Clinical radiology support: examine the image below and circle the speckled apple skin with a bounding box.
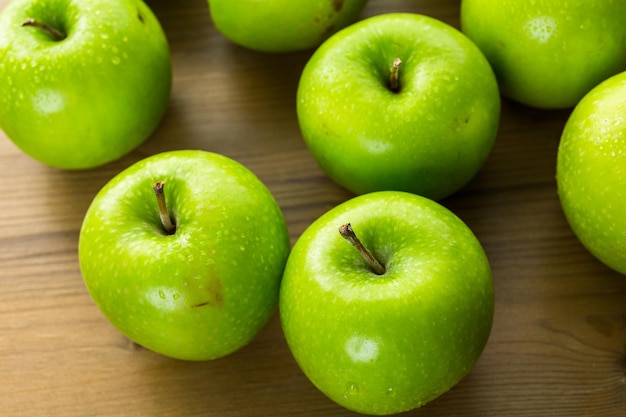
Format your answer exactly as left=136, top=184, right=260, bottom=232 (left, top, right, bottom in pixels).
left=557, top=71, right=626, bottom=275
left=280, top=191, right=494, bottom=415
left=461, top=0, right=626, bottom=109
left=297, top=13, right=500, bottom=201
left=0, top=0, right=171, bottom=169
left=208, top=0, right=369, bottom=53
left=79, top=151, right=291, bottom=360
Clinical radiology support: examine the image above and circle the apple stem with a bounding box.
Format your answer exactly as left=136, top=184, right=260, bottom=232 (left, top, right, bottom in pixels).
left=339, top=223, right=385, bottom=275
left=389, top=57, right=402, bottom=93
left=21, top=18, right=67, bottom=41
left=152, top=181, right=176, bottom=235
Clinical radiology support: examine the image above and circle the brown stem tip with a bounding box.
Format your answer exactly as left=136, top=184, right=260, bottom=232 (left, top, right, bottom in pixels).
left=339, top=223, right=385, bottom=275
left=153, top=181, right=175, bottom=235
left=21, top=18, right=66, bottom=41
left=389, top=57, right=402, bottom=93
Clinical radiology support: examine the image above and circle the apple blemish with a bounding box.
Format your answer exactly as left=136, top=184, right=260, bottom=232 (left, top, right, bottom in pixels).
left=331, top=0, right=344, bottom=13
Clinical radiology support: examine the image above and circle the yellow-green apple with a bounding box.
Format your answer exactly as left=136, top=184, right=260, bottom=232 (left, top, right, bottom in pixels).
left=557, top=71, right=626, bottom=275
left=461, top=0, right=626, bottom=109
left=208, top=0, right=369, bottom=53
left=0, top=0, right=171, bottom=169
left=280, top=191, right=494, bottom=415
left=297, top=13, right=500, bottom=200
left=79, top=150, right=291, bottom=360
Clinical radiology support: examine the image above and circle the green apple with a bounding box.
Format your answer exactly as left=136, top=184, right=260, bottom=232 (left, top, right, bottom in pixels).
left=208, top=0, right=369, bottom=53
left=461, top=0, right=626, bottom=109
left=0, top=0, right=171, bottom=169
left=557, top=71, right=626, bottom=275
left=297, top=13, right=500, bottom=200
left=280, top=191, right=494, bottom=415
left=79, top=150, right=291, bottom=360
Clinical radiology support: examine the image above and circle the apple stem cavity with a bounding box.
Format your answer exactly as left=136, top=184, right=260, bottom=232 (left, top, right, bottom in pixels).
left=339, top=223, right=385, bottom=275
left=152, top=181, right=176, bottom=235
left=21, top=18, right=67, bottom=41
left=389, top=57, right=402, bottom=93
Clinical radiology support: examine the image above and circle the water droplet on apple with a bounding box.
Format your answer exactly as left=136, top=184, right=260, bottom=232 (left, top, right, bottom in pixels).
left=173, top=293, right=180, bottom=300
left=158, top=290, right=166, bottom=299
left=386, top=387, right=396, bottom=397
left=345, top=382, right=359, bottom=397
left=111, top=57, right=121, bottom=65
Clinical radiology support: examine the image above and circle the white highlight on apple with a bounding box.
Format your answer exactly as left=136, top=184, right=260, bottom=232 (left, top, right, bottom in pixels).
left=147, top=287, right=181, bottom=311
left=345, top=334, right=380, bottom=363
left=524, top=15, right=557, bottom=44
left=360, top=136, right=394, bottom=154
left=32, top=88, right=65, bottom=115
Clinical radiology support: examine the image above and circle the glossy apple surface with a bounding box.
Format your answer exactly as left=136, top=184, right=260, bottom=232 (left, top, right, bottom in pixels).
left=461, top=0, right=626, bottom=109
left=0, top=0, right=171, bottom=169
left=280, top=191, right=494, bottom=414
left=557, top=71, right=626, bottom=275
left=208, top=0, right=368, bottom=53
left=297, top=13, right=500, bottom=200
left=79, top=150, right=291, bottom=360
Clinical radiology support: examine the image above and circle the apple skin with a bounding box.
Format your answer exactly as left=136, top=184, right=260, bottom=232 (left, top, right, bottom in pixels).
left=78, top=150, right=291, bottom=360
left=557, top=71, right=626, bottom=275
left=297, top=13, right=500, bottom=201
left=208, top=0, right=369, bottom=53
left=0, top=0, right=172, bottom=169
left=461, top=0, right=626, bottom=109
left=279, top=191, right=494, bottom=415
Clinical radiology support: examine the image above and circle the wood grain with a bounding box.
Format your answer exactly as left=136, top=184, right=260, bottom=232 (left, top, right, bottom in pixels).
left=1, top=0, right=625, bottom=416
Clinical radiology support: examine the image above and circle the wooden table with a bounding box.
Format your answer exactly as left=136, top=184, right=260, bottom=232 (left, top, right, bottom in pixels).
left=1, top=0, right=625, bottom=415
